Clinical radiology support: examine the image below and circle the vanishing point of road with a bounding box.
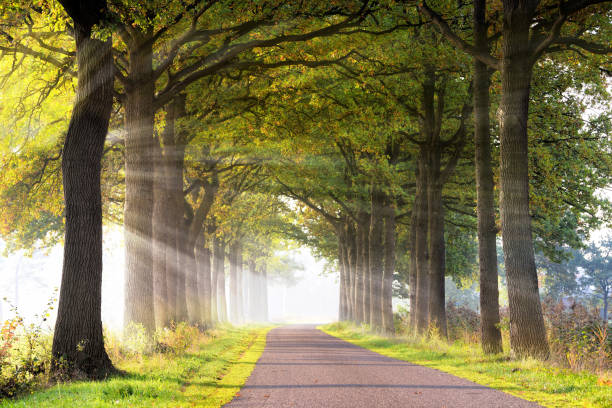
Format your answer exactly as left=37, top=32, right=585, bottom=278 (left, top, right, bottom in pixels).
left=225, top=325, right=540, bottom=408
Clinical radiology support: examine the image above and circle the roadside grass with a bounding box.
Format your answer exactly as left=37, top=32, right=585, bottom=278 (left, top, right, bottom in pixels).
left=321, top=322, right=612, bottom=408
left=1, top=325, right=270, bottom=408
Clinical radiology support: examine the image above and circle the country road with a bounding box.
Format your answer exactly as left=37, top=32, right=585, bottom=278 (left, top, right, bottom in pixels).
left=225, top=325, right=540, bottom=408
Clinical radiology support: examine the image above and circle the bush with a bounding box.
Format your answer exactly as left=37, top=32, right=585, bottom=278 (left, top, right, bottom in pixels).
left=0, top=297, right=54, bottom=397
left=542, top=298, right=611, bottom=372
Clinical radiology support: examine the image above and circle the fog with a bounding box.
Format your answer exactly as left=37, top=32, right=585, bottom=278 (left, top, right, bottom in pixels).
left=0, top=228, right=339, bottom=330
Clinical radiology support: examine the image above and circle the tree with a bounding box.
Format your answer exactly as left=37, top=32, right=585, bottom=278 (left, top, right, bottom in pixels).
left=51, top=0, right=115, bottom=377
left=420, top=0, right=611, bottom=359
left=577, top=238, right=612, bottom=322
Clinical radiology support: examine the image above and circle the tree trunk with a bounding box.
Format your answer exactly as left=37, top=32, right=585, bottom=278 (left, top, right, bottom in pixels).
left=337, top=237, right=348, bottom=321
left=124, top=35, right=156, bottom=332
left=52, top=21, right=114, bottom=378
left=474, top=0, right=503, bottom=355
left=414, top=155, right=430, bottom=334
left=248, top=259, right=258, bottom=321
left=152, top=137, right=168, bottom=329
left=354, top=222, right=364, bottom=324
left=259, top=263, right=269, bottom=322
left=499, top=9, right=549, bottom=359
left=427, top=182, right=447, bottom=338
left=369, top=188, right=385, bottom=329
left=176, top=230, right=189, bottom=322
left=382, top=201, right=395, bottom=334
left=236, top=244, right=244, bottom=323
left=341, top=235, right=354, bottom=321
left=183, top=238, right=200, bottom=325
left=216, top=241, right=227, bottom=322
left=346, top=222, right=358, bottom=323
left=229, top=242, right=240, bottom=323
left=408, top=211, right=418, bottom=330
left=360, top=215, right=371, bottom=325
left=196, top=237, right=212, bottom=327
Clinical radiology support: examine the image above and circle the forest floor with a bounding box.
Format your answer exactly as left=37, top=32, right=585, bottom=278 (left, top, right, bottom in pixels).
left=321, top=322, right=612, bottom=408
left=0, top=325, right=271, bottom=408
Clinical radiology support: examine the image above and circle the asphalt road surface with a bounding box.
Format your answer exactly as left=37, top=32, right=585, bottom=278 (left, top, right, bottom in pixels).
left=224, top=325, right=540, bottom=408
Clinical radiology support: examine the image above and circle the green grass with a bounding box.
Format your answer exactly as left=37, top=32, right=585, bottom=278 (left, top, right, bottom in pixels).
left=320, top=322, right=612, bottom=408
left=1, top=325, right=271, bottom=408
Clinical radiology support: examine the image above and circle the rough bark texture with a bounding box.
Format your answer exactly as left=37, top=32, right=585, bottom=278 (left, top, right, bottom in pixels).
left=216, top=241, right=228, bottom=322
left=162, top=96, right=186, bottom=324
left=337, top=237, right=348, bottom=321
left=51, top=14, right=114, bottom=378
left=414, top=156, right=430, bottom=334
left=369, top=188, right=385, bottom=329
left=196, top=237, right=212, bottom=327
left=408, top=211, right=418, bottom=329
left=382, top=201, right=395, bottom=334
left=427, top=183, right=447, bottom=338
left=499, top=2, right=549, bottom=359
left=360, top=216, right=371, bottom=325
left=229, top=242, right=240, bottom=323
left=123, top=34, right=156, bottom=332
left=248, top=259, right=258, bottom=322
left=474, top=0, right=503, bottom=355
left=354, top=222, right=364, bottom=324
left=152, top=137, right=168, bottom=329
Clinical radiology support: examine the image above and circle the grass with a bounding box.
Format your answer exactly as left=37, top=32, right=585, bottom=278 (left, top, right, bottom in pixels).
left=1, top=325, right=270, bottom=408
left=320, top=322, right=612, bottom=408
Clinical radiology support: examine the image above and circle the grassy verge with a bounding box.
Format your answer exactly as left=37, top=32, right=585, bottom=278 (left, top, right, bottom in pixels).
left=1, top=325, right=270, bottom=408
left=320, top=322, right=611, bottom=408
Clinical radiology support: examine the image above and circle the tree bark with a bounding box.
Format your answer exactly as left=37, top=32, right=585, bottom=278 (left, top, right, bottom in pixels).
left=123, top=34, right=156, bottom=332
left=248, top=259, right=258, bottom=321
left=427, top=181, right=447, bottom=338
left=360, top=215, right=371, bottom=325
left=51, top=12, right=114, bottom=378
left=408, top=210, right=418, bottom=329
left=354, top=221, right=364, bottom=324
left=337, top=236, right=348, bottom=321
left=196, top=236, right=212, bottom=327
left=216, top=240, right=227, bottom=322
left=369, top=188, right=385, bottom=330
left=414, top=155, right=430, bottom=334
left=236, top=244, right=244, bottom=323
left=382, top=200, right=395, bottom=334
left=474, top=0, right=503, bottom=355
left=499, top=6, right=549, bottom=359
left=152, top=136, right=168, bottom=329
left=229, top=242, right=240, bottom=323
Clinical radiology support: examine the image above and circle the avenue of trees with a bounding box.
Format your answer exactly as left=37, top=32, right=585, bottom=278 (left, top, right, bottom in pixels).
left=0, top=0, right=610, bottom=377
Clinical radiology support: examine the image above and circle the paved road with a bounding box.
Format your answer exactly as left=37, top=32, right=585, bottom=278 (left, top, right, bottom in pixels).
left=224, top=325, right=540, bottom=408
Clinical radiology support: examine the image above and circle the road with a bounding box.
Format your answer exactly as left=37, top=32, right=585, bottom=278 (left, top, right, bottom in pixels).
left=224, top=325, right=540, bottom=408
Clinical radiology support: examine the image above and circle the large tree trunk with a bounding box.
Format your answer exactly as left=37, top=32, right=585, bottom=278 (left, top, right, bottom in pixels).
left=259, top=263, right=269, bottom=322
left=183, top=237, right=200, bottom=325
left=52, top=19, right=114, bottom=378
left=354, top=222, right=364, bottom=324
left=229, top=242, right=240, bottom=323
left=382, top=201, right=395, bottom=334
left=346, top=222, right=358, bottom=323
left=123, top=35, right=156, bottom=332
left=474, top=0, right=503, bottom=355
left=236, top=244, right=244, bottom=323
left=369, top=188, right=385, bottom=329
left=248, top=259, right=258, bottom=321
left=337, top=236, right=348, bottom=321
left=427, top=182, right=447, bottom=338
left=499, top=9, right=549, bottom=359
left=341, top=235, right=354, bottom=321
left=212, top=237, right=224, bottom=322
left=161, top=96, right=186, bottom=324
left=196, top=236, right=212, bottom=327
left=216, top=241, right=228, bottom=322
left=175, top=230, right=189, bottom=322
left=414, top=156, right=430, bottom=334
left=152, top=137, right=168, bottom=329
left=408, top=211, right=418, bottom=330
left=360, top=215, right=371, bottom=325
